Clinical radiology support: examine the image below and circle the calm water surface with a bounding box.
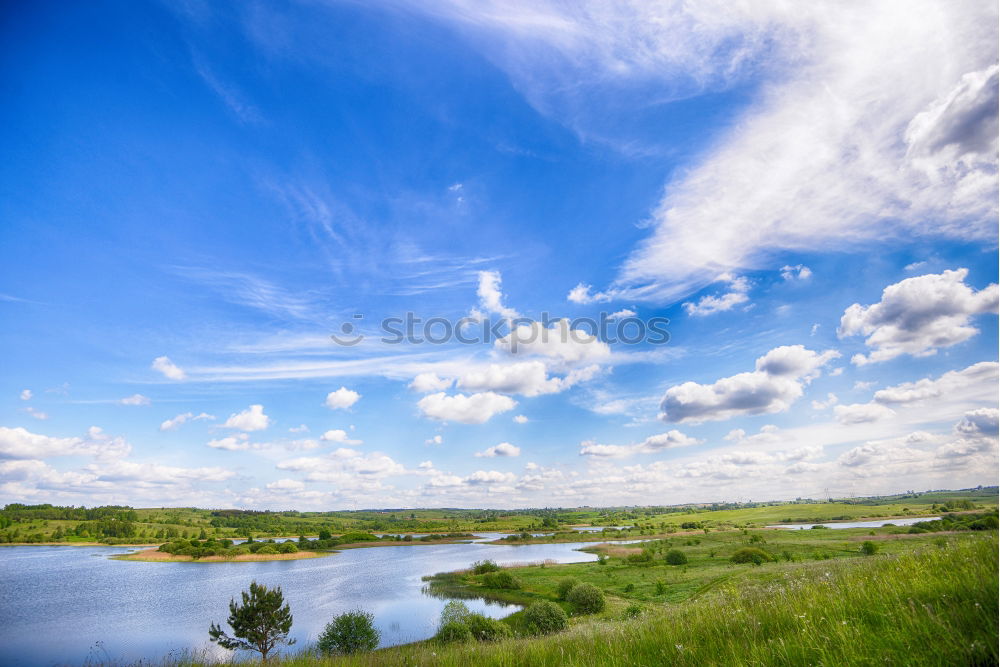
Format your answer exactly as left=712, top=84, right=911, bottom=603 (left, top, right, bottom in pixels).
left=0, top=538, right=597, bottom=666
left=767, top=516, right=939, bottom=530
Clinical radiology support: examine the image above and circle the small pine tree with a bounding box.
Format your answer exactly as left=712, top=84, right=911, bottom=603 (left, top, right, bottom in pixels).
left=208, top=581, right=294, bottom=661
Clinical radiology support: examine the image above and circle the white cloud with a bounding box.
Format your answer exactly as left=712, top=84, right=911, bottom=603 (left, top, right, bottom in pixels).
left=475, top=442, right=521, bottom=457
left=834, top=403, right=897, bottom=425
left=207, top=434, right=250, bottom=451
left=288, top=424, right=309, bottom=433
left=475, top=270, right=520, bottom=318
left=608, top=308, right=637, bottom=319
left=118, top=394, right=151, bottom=407
left=839, top=269, right=998, bottom=364
left=19, top=389, right=32, bottom=401
left=159, top=412, right=215, bottom=431
left=457, top=360, right=598, bottom=397
left=0, top=426, right=131, bottom=460
left=266, top=478, right=305, bottom=492
left=567, top=283, right=612, bottom=304
left=513, top=414, right=529, bottom=424
left=425, top=435, right=443, bottom=445
left=151, top=356, right=186, bottom=380
left=320, top=429, right=362, bottom=445
left=465, top=470, right=517, bottom=485
left=24, top=407, right=48, bottom=420
left=409, top=372, right=453, bottom=393
left=682, top=275, right=751, bottom=317
left=811, top=393, right=838, bottom=410
left=417, top=391, right=517, bottom=424
left=495, top=319, right=611, bottom=364
left=872, top=361, right=998, bottom=405
left=580, top=429, right=700, bottom=458
left=222, top=404, right=272, bottom=431
left=781, top=265, right=812, bottom=281
left=659, top=345, right=839, bottom=423
left=325, top=387, right=361, bottom=410
left=276, top=450, right=406, bottom=482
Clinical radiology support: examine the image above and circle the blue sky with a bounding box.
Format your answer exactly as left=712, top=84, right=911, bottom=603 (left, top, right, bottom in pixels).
left=1, top=0, right=997, bottom=509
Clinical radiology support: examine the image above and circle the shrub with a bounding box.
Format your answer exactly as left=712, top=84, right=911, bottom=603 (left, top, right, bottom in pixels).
left=435, top=621, right=473, bottom=644
left=279, top=542, right=298, bottom=553
left=665, top=549, right=688, bottom=565
left=483, top=570, right=521, bottom=590
left=555, top=577, right=580, bottom=600
left=471, top=559, right=501, bottom=574
left=655, top=581, right=667, bottom=595
left=317, top=610, right=380, bottom=655
left=465, top=613, right=512, bottom=641
left=566, top=583, right=606, bottom=614
left=624, top=603, right=642, bottom=619
left=523, top=601, right=568, bottom=635
left=439, top=601, right=471, bottom=628
left=255, top=543, right=279, bottom=555
left=627, top=550, right=653, bottom=564
left=730, top=547, right=773, bottom=565
left=624, top=583, right=635, bottom=593
left=860, top=541, right=879, bottom=555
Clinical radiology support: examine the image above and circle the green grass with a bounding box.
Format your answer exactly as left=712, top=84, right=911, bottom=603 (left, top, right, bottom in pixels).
left=250, top=534, right=997, bottom=666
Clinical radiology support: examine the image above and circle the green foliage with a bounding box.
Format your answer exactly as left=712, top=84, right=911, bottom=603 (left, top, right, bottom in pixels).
left=256, top=543, right=279, bottom=555
left=435, top=621, right=473, bottom=644
left=439, top=601, right=471, bottom=628
left=208, top=581, right=294, bottom=661
left=465, top=613, right=512, bottom=641
left=316, top=610, right=379, bottom=655
left=279, top=541, right=298, bottom=553
left=522, top=601, right=568, bottom=635
left=482, top=570, right=521, bottom=590
left=566, top=582, right=606, bottom=614
left=555, top=577, right=579, bottom=600
left=471, top=559, right=501, bottom=574
left=624, top=603, right=643, bottom=618
left=664, top=549, right=688, bottom=565
left=626, top=550, right=653, bottom=564
left=730, top=547, right=773, bottom=565
left=860, top=540, right=879, bottom=555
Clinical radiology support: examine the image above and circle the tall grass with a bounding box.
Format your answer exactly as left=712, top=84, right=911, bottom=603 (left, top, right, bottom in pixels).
left=265, top=535, right=997, bottom=666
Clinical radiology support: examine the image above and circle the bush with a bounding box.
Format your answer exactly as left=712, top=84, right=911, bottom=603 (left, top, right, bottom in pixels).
left=435, top=621, right=473, bottom=644
left=860, top=541, right=879, bottom=555
left=483, top=570, right=521, bottom=590
left=317, top=610, right=380, bottom=655
left=566, top=583, right=606, bottom=614
left=555, top=577, right=580, bottom=600
left=465, top=613, right=512, bottom=641
left=471, top=559, right=501, bottom=574
left=255, top=543, right=279, bottom=555
left=665, top=549, right=688, bottom=565
left=439, top=600, right=471, bottom=628
left=627, top=550, right=653, bottom=564
left=279, top=542, right=298, bottom=553
left=523, top=601, right=568, bottom=635
left=624, top=603, right=643, bottom=619
left=730, top=547, right=773, bottom=565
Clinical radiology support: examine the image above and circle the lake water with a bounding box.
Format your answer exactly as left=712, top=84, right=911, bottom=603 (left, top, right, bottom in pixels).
left=767, top=516, right=940, bottom=530
left=0, top=538, right=598, bottom=666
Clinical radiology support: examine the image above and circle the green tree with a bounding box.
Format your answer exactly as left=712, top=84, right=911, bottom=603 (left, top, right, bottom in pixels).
left=317, top=610, right=380, bottom=655
left=566, top=583, right=606, bottom=614
left=523, top=601, right=568, bottom=635
left=665, top=549, right=688, bottom=565
left=208, top=581, right=294, bottom=662
left=860, top=541, right=879, bottom=555
left=555, top=577, right=579, bottom=600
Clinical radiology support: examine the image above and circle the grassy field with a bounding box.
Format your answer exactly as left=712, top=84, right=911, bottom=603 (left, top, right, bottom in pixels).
left=2, top=487, right=994, bottom=545
left=195, top=531, right=997, bottom=666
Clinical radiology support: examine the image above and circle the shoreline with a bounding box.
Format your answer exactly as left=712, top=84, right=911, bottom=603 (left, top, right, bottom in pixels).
left=112, top=548, right=331, bottom=563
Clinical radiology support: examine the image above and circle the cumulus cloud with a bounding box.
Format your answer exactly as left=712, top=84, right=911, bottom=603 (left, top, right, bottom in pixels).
left=839, top=269, right=998, bottom=364
left=659, top=345, right=839, bottom=424
left=834, top=403, right=897, bottom=425
left=0, top=426, right=131, bottom=460
left=417, top=391, right=517, bottom=424
left=409, top=372, right=453, bottom=393
left=682, top=275, right=751, bottom=317
left=19, top=389, right=32, bottom=401
left=567, top=283, right=612, bottom=304
left=475, top=442, right=521, bottom=457
left=320, top=429, right=362, bottom=445
left=222, top=404, right=272, bottom=431
left=266, top=478, right=305, bottom=492
left=457, top=360, right=599, bottom=397
left=811, top=393, right=839, bottom=410
left=277, top=450, right=406, bottom=482
left=325, top=387, right=361, bottom=410
left=474, top=270, right=520, bottom=319
left=872, top=361, right=998, bottom=405
left=580, top=429, right=700, bottom=458
left=425, top=435, right=443, bottom=445
left=159, top=412, right=215, bottom=431
left=495, top=319, right=611, bottom=364
left=207, top=434, right=250, bottom=451
left=781, top=265, right=812, bottom=281
left=119, top=394, right=151, bottom=407
left=465, top=470, right=517, bottom=485
left=151, top=356, right=186, bottom=380
left=23, top=407, right=48, bottom=420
